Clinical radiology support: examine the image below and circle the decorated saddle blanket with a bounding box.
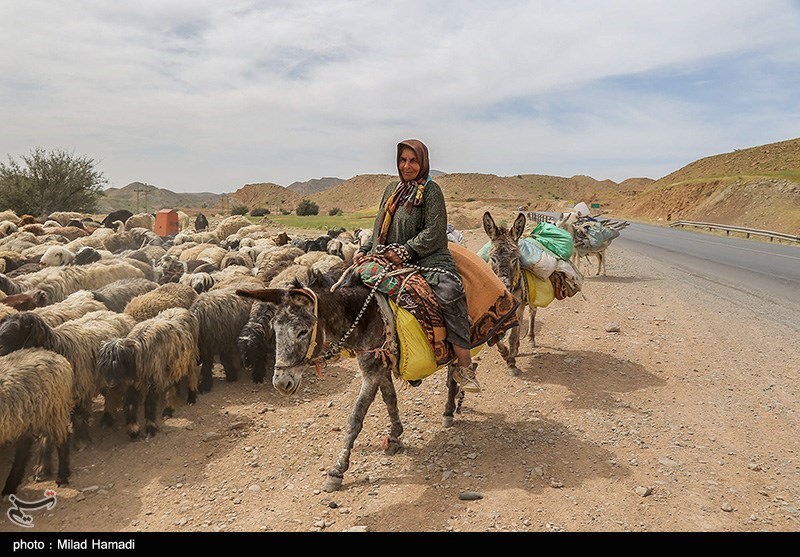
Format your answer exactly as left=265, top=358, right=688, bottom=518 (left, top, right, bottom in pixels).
left=356, top=242, right=519, bottom=369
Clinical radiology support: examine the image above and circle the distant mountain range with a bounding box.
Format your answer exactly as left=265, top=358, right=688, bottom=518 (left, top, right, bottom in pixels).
left=97, top=139, right=800, bottom=234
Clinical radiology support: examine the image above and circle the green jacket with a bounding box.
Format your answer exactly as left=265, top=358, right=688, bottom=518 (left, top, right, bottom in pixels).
left=362, top=179, right=458, bottom=280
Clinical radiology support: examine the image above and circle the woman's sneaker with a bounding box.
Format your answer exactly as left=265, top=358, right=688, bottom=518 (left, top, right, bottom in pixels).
left=452, top=362, right=481, bottom=393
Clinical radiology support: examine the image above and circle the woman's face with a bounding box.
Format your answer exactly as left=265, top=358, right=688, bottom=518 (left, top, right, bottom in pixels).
left=398, top=147, right=421, bottom=182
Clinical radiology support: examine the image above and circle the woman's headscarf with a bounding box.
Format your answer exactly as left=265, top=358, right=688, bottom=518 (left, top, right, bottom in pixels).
left=375, top=139, right=431, bottom=244
left=397, top=139, right=430, bottom=184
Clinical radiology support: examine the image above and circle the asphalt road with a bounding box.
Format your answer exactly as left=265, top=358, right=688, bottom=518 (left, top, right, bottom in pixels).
left=614, top=221, right=800, bottom=331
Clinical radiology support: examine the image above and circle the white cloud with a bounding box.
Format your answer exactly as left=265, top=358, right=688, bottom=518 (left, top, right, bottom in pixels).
left=1, top=0, right=798, bottom=191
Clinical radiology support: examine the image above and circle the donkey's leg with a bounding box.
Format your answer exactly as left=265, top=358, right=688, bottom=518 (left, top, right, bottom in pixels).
left=443, top=365, right=463, bottom=427
left=377, top=371, right=404, bottom=455
left=496, top=338, right=510, bottom=362
left=504, top=309, right=522, bottom=375
left=323, top=361, right=383, bottom=492
left=527, top=305, right=537, bottom=348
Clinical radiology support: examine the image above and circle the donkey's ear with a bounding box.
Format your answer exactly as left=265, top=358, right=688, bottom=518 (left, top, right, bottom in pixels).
left=236, top=288, right=284, bottom=305
left=512, top=212, right=526, bottom=241
left=287, top=289, right=315, bottom=309
left=483, top=212, right=498, bottom=239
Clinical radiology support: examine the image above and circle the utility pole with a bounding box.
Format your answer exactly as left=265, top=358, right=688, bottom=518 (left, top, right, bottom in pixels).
left=134, top=184, right=151, bottom=213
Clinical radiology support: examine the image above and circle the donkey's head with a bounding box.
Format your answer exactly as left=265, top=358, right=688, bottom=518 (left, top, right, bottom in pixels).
left=237, top=287, right=318, bottom=396
left=483, top=211, right=526, bottom=293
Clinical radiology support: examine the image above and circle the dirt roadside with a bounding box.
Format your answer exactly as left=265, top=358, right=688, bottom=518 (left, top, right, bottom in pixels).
left=2, top=225, right=799, bottom=534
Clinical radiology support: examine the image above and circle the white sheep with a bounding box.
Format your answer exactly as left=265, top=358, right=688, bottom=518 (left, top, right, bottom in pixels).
left=123, top=282, right=198, bottom=322
left=1, top=265, right=64, bottom=296
left=0, top=231, right=39, bottom=252
left=91, top=277, right=159, bottom=313
left=254, top=246, right=304, bottom=281
left=0, top=221, right=19, bottom=237
left=0, top=210, right=19, bottom=225
left=47, top=211, right=84, bottom=226
left=32, top=289, right=110, bottom=327
left=0, top=348, right=74, bottom=495
left=209, top=265, right=259, bottom=290
left=176, top=211, right=190, bottom=230
left=97, top=307, right=200, bottom=439
left=268, top=263, right=311, bottom=288
left=28, top=259, right=147, bottom=306
left=179, top=244, right=226, bottom=267
left=124, top=213, right=154, bottom=231
left=179, top=271, right=215, bottom=293
left=214, top=215, right=252, bottom=240
left=41, top=245, right=76, bottom=267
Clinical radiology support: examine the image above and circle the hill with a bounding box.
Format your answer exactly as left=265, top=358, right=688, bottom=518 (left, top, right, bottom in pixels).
left=286, top=177, right=344, bottom=196
left=97, top=182, right=222, bottom=214
left=611, top=138, right=800, bottom=233
left=227, top=182, right=303, bottom=214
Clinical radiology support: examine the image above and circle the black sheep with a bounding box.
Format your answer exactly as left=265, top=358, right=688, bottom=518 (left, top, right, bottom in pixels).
left=102, top=210, right=134, bottom=230
left=237, top=301, right=276, bottom=385
left=195, top=213, right=209, bottom=231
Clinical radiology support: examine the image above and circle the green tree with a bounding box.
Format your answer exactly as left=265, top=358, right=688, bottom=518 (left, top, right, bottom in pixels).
left=328, top=207, right=342, bottom=216
left=231, top=205, right=248, bottom=216
left=0, top=148, right=107, bottom=216
left=296, top=199, right=319, bottom=216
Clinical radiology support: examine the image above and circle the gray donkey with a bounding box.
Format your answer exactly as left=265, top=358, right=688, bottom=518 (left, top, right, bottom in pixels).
left=482, top=211, right=535, bottom=376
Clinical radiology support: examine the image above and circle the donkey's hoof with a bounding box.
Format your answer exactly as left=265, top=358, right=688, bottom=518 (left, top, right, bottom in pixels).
left=381, top=436, right=403, bottom=455
left=322, top=473, right=343, bottom=492
left=442, top=415, right=454, bottom=428
left=507, top=366, right=520, bottom=377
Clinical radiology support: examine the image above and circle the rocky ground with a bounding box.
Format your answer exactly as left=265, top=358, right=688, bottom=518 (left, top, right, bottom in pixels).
left=1, top=225, right=799, bottom=535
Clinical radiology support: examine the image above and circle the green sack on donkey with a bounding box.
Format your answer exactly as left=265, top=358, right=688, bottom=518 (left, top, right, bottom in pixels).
left=530, top=222, right=574, bottom=261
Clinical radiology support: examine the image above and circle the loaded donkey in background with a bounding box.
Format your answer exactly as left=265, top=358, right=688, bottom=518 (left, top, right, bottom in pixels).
left=482, top=211, right=584, bottom=375
left=482, top=211, right=531, bottom=376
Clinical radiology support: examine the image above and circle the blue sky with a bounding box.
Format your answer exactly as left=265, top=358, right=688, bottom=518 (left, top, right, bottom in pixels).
left=1, top=1, right=799, bottom=193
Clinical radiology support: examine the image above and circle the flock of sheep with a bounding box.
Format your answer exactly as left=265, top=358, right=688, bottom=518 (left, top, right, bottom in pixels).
left=0, top=208, right=370, bottom=496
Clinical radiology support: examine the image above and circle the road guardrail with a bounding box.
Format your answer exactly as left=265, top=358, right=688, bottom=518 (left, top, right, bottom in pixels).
left=670, top=221, right=800, bottom=244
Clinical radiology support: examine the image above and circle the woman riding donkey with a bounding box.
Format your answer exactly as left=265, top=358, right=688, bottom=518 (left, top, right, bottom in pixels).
left=354, top=139, right=480, bottom=392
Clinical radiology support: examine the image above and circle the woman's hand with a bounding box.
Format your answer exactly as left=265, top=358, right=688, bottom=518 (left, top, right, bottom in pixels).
left=353, top=251, right=367, bottom=265
left=384, top=249, right=403, bottom=265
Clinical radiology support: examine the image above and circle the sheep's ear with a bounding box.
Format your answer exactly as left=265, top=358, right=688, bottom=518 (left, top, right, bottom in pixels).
left=236, top=288, right=284, bottom=305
